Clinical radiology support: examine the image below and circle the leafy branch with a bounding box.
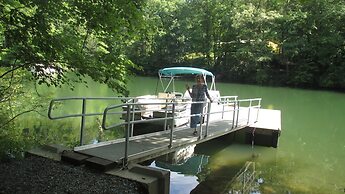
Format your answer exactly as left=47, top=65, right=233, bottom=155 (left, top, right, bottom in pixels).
left=0, top=64, right=26, bottom=79
left=0, top=107, right=44, bottom=129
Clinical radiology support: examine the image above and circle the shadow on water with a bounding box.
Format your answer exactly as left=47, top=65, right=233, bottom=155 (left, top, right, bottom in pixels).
left=156, top=154, right=209, bottom=176
left=194, top=133, right=237, bottom=155
left=190, top=162, right=245, bottom=194
left=191, top=134, right=260, bottom=194
left=147, top=132, right=263, bottom=194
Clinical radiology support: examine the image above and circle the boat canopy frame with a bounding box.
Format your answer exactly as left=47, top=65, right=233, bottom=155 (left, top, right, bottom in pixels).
left=158, top=67, right=216, bottom=93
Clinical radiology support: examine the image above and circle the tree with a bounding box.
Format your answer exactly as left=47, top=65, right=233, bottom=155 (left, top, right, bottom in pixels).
left=133, top=0, right=345, bottom=90
left=0, top=0, right=147, bottom=158
left=1, top=0, right=146, bottom=94
left=278, top=0, right=345, bottom=88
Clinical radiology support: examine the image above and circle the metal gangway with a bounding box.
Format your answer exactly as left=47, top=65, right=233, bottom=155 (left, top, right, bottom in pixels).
left=48, top=96, right=261, bottom=168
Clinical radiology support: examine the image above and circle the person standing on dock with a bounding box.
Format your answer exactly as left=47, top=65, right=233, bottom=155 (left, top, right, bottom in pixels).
left=186, top=74, right=213, bottom=135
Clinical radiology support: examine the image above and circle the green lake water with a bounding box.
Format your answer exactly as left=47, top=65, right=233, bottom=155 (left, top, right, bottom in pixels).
left=36, top=76, right=345, bottom=194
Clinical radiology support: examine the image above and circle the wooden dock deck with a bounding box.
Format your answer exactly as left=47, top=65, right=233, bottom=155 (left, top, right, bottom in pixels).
left=73, top=108, right=281, bottom=166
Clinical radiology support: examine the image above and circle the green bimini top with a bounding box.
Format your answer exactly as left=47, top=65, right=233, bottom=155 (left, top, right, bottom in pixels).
left=158, top=67, right=214, bottom=77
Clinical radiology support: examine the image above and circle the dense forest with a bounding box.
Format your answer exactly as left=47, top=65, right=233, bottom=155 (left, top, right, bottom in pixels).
left=128, top=0, right=345, bottom=90
left=1, top=0, right=345, bottom=158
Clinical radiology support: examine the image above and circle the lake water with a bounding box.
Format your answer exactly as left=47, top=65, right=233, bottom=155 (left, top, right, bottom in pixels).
left=42, top=76, right=345, bottom=194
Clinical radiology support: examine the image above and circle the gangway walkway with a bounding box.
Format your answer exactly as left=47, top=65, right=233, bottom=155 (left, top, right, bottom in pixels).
left=48, top=96, right=281, bottom=168
left=75, top=116, right=246, bottom=165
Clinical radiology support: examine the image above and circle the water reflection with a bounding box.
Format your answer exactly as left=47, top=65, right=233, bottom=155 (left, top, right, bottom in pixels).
left=150, top=154, right=209, bottom=194
left=155, top=155, right=209, bottom=176
left=147, top=138, right=279, bottom=194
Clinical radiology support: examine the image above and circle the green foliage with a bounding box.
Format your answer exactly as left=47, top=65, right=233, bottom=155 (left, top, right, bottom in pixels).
left=128, top=0, right=345, bottom=90
left=4, top=0, right=343, bottom=90
left=0, top=0, right=147, bottom=159
left=0, top=0, right=146, bottom=94
left=0, top=68, right=50, bottom=160
left=2, top=0, right=345, bottom=159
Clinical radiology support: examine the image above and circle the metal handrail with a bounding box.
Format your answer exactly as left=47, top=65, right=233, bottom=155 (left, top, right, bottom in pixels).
left=48, top=95, right=261, bottom=168
left=47, top=96, right=188, bottom=146
left=101, top=97, right=261, bottom=168
left=102, top=101, right=178, bottom=130
left=48, top=97, right=125, bottom=145
left=102, top=99, right=245, bottom=130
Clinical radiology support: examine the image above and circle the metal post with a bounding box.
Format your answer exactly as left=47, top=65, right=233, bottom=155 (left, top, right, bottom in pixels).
left=199, top=102, right=205, bottom=139
left=232, top=100, right=236, bottom=129
left=123, top=104, right=131, bottom=169
left=130, top=101, right=135, bottom=137
left=80, top=98, right=86, bottom=146
left=205, top=101, right=211, bottom=137
left=164, top=99, right=168, bottom=130
left=247, top=100, right=252, bottom=124
left=256, top=99, right=261, bottom=122
left=169, top=102, right=175, bottom=148
left=221, top=98, right=225, bottom=119
left=173, top=78, right=175, bottom=93
left=236, top=101, right=240, bottom=128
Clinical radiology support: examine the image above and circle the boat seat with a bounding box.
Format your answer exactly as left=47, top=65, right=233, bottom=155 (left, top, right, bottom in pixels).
left=158, top=92, right=175, bottom=99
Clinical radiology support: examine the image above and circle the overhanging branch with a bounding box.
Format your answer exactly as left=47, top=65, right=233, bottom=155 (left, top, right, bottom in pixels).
left=0, top=64, right=26, bottom=79
left=0, top=108, right=43, bottom=129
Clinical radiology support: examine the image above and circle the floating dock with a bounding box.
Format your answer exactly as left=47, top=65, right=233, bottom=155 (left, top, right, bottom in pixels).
left=46, top=96, right=282, bottom=194
left=68, top=108, right=281, bottom=168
